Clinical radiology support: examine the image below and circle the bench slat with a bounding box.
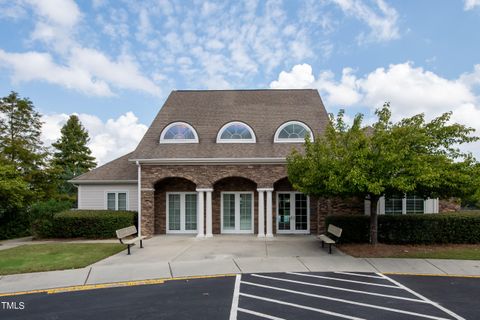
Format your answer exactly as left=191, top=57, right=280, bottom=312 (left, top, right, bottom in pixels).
left=116, top=226, right=137, bottom=239
left=318, top=234, right=336, bottom=244
left=123, top=236, right=146, bottom=245
left=327, top=224, right=342, bottom=238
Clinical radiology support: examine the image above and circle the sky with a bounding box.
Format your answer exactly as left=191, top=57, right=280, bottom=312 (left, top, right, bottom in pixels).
left=0, top=0, right=480, bottom=165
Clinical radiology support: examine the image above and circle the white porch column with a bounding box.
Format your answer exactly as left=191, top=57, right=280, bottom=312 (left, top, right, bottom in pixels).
left=265, top=188, right=274, bottom=237
left=257, top=189, right=265, bottom=237
left=205, top=189, right=213, bottom=237
left=196, top=189, right=205, bottom=238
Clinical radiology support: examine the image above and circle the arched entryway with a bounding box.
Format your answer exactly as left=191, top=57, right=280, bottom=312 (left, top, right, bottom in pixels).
left=213, top=176, right=258, bottom=234
left=154, top=177, right=197, bottom=234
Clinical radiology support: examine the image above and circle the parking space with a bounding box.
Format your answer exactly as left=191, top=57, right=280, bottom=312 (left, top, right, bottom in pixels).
left=233, top=272, right=465, bottom=320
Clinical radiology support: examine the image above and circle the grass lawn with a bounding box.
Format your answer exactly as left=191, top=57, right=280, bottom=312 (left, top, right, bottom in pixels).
left=0, top=243, right=126, bottom=275
left=339, top=244, right=480, bottom=260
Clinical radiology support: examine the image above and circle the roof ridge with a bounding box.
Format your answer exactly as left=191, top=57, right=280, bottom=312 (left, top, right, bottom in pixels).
left=174, top=89, right=317, bottom=92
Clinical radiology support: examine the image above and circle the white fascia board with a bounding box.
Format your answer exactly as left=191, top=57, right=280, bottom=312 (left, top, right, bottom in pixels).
left=129, top=157, right=287, bottom=165
left=68, top=180, right=138, bottom=184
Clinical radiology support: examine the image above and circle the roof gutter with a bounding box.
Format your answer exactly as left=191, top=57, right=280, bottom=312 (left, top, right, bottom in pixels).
left=128, top=157, right=287, bottom=165
left=68, top=179, right=138, bottom=184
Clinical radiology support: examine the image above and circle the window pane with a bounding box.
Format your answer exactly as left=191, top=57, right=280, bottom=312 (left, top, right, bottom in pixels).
left=107, top=193, right=116, bottom=210
left=385, top=195, right=403, bottom=215
left=406, top=195, right=424, bottom=214
left=117, top=193, right=127, bottom=211
left=278, top=194, right=291, bottom=230
left=164, top=124, right=195, bottom=140
left=220, top=123, right=253, bottom=140
left=295, top=194, right=308, bottom=230
left=278, top=123, right=308, bottom=139
left=239, top=194, right=252, bottom=230
left=223, top=194, right=236, bottom=230
left=168, top=194, right=181, bottom=230
left=185, top=194, right=197, bottom=231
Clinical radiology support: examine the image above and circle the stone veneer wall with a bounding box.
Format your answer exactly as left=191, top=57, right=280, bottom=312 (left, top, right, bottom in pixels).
left=315, top=196, right=365, bottom=234
left=439, top=198, right=461, bottom=213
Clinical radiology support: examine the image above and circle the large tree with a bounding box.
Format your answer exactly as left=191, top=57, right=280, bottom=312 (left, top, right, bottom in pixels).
left=52, top=115, right=96, bottom=195
left=0, top=91, right=50, bottom=198
left=287, top=104, right=478, bottom=244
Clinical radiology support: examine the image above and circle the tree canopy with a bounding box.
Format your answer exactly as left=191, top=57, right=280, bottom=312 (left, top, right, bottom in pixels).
left=287, top=103, right=479, bottom=244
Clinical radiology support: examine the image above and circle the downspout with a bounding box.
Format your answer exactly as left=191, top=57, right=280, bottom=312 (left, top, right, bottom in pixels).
left=136, top=161, right=142, bottom=237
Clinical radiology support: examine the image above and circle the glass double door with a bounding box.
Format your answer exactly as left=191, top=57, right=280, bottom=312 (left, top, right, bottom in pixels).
left=222, top=192, right=253, bottom=233
left=277, top=192, right=309, bottom=233
left=167, top=193, right=197, bottom=233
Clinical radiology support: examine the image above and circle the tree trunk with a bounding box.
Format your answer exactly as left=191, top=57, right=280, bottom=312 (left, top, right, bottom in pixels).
left=369, top=195, right=379, bottom=245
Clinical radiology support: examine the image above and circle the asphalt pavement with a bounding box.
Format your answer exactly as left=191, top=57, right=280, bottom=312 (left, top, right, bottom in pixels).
left=1, top=272, right=478, bottom=320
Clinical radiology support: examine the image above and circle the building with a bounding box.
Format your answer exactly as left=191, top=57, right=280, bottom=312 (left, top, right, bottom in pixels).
left=71, top=89, right=451, bottom=237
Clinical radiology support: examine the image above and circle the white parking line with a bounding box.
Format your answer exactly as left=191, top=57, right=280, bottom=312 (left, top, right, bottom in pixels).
left=288, top=272, right=401, bottom=289
left=238, top=307, right=286, bottom=320
left=229, top=274, right=241, bottom=320
left=240, top=292, right=365, bottom=320
left=242, top=281, right=452, bottom=320
left=379, top=273, right=465, bottom=320
left=250, top=274, right=427, bottom=303
left=334, top=272, right=385, bottom=279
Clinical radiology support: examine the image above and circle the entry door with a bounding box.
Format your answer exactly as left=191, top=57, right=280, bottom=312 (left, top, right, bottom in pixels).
left=221, top=192, right=254, bottom=233
left=277, top=192, right=309, bottom=234
left=166, top=193, right=197, bottom=233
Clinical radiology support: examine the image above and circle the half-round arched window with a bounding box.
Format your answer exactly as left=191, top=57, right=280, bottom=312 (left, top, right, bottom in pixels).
left=274, top=121, right=314, bottom=143
left=216, top=121, right=256, bottom=143
left=160, top=122, right=199, bottom=143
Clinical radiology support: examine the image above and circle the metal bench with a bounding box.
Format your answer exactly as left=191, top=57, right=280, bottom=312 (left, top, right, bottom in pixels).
left=116, top=226, right=146, bottom=255
left=318, top=224, right=342, bottom=254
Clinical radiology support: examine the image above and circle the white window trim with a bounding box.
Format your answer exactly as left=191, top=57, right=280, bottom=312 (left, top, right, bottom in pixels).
left=216, top=121, right=256, bottom=143
left=160, top=122, right=199, bottom=144
left=276, top=191, right=310, bottom=234
left=220, top=192, right=255, bottom=234
left=377, top=194, right=435, bottom=215
left=105, top=191, right=129, bottom=211
left=274, top=121, right=314, bottom=143
left=166, top=192, right=198, bottom=234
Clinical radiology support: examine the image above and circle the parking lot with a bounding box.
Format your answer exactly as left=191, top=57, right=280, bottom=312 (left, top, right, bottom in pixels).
left=1, top=272, right=478, bottom=319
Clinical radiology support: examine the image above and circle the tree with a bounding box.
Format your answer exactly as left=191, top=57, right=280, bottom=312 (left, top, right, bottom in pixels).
left=287, top=104, right=478, bottom=244
left=0, top=91, right=50, bottom=199
left=0, top=162, right=30, bottom=219
left=52, top=115, right=96, bottom=195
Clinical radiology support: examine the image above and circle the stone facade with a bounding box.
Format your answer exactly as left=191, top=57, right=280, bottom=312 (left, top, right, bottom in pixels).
left=439, top=198, right=461, bottom=213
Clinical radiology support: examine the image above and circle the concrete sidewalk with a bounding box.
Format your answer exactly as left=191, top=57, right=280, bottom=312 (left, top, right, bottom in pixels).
left=1, top=235, right=479, bottom=294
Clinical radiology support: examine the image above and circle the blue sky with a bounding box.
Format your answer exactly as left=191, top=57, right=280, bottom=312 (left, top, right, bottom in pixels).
left=1, top=0, right=479, bottom=164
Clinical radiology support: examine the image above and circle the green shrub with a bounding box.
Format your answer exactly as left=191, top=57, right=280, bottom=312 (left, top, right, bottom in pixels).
left=29, top=199, right=73, bottom=220
left=0, top=212, right=30, bottom=240
left=325, top=213, right=480, bottom=244
left=34, top=210, right=137, bottom=239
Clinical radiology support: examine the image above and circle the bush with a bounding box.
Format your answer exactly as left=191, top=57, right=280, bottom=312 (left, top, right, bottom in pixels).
left=0, top=212, right=30, bottom=240
left=30, top=199, right=73, bottom=221
left=34, top=210, right=137, bottom=239
left=325, top=213, right=480, bottom=244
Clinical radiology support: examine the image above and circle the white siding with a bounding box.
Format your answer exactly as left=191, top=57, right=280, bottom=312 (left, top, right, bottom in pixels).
left=78, top=184, right=138, bottom=211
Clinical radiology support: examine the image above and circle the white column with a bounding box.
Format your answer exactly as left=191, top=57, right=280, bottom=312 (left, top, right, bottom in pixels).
left=257, top=189, right=265, bottom=237
left=266, top=188, right=274, bottom=237
left=196, top=190, right=205, bottom=238
left=205, top=189, right=213, bottom=237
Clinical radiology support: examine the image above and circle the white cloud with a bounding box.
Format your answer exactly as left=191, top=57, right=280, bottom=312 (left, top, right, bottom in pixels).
left=464, top=0, right=480, bottom=10
left=332, top=0, right=400, bottom=43
left=270, top=62, right=480, bottom=158
left=42, top=112, right=148, bottom=165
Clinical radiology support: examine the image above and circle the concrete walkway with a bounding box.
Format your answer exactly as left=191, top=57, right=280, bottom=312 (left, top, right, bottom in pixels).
left=1, top=235, right=479, bottom=294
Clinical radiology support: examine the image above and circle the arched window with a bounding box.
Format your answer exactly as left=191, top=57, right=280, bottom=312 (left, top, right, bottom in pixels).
left=160, top=122, right=199, bottom=143
left=216, top=121, right=256, bottom=143
left=274, top=121, right=314, bottom=143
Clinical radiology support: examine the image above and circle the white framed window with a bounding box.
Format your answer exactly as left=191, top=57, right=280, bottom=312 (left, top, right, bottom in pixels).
left=274, top=121, right=314, bottom=143
left=106, top=192, right=128, bottom=211
left=160, top=122, right=199, bottom=144
left=384, top=194, right=425, bottom=215
left=216, top=121, right=256, bottom=143
left=276, top=192, right=310, bottom=234
left=166, top=192, right=198, bottom=233
left=220, top=192, right=254, bottom=233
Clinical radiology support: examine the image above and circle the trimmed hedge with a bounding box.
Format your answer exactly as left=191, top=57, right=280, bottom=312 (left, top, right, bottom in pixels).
left=33, top=210, right=137, bottom=239
left=325, top=212, right=480, bottom=244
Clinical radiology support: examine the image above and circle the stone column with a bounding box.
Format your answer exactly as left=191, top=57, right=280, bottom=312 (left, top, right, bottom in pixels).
left=140, top=188, right=155, bottom=237
left=265, top=188, right=274, bottom=237
left=257, top=189, right=265, bottom=237
left=196, top=189, right=205, bottom=238
left=205, top=189, right=213, bottom=237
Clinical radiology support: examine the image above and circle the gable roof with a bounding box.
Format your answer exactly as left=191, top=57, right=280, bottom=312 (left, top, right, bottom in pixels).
left=130, top=89, right=329, bottom=160
left=71, top=152, right=137, bottom=182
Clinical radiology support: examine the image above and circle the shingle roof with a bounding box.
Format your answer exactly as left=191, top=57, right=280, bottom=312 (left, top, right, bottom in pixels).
left=131, top=89, right=329, bottom=160
left=71, top=152, right=137, bottom=182
left=73, top=89, right=330, bottom=182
